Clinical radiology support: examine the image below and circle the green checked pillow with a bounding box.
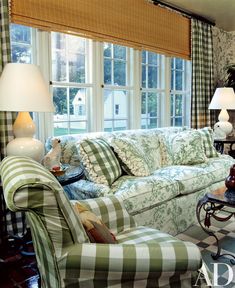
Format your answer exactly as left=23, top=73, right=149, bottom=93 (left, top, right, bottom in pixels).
left=79, top=138, right=122, bottom=186
left=197, top=127, right=219, bottom=158
left=159, top=130, right=207, bottom=166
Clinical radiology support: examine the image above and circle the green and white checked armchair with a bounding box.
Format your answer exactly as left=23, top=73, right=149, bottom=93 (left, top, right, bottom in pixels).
left=0, top=156, right=207, bottom=288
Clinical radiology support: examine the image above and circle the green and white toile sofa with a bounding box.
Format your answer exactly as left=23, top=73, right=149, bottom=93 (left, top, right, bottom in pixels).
left=45, top=127, right=235, bottom=236
left=0, top=156, right=208, bottom=288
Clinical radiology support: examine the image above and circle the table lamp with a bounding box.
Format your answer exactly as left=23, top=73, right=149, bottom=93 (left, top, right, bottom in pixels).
left=0, top=63, right=54, bottom=162
left=208, top=87, right=235, bottom=140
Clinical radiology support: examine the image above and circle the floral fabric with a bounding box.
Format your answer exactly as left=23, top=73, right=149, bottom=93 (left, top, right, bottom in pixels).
left=159, top=130, right=207, bottom=166
left=110, top=137, right=152, bottom=176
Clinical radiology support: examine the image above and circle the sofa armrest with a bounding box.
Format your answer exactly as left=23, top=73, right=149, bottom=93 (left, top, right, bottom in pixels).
left=59, top=241, right=202, bottom=276
left=71, top=195, right=136, bottom=234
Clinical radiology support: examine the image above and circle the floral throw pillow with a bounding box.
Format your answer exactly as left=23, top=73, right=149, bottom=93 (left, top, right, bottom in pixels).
left=159, top=130, right=207, bottom=166
left=110, top=137, right=152, bottom=176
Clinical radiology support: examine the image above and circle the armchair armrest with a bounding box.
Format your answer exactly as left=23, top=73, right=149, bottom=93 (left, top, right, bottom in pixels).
left=59, top=241, right=202, bottom=276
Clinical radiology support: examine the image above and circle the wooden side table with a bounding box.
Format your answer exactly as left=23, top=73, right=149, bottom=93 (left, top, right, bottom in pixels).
left=196, top=187, right=235, bottom=264
left=214, top=135, right=235, bottom=157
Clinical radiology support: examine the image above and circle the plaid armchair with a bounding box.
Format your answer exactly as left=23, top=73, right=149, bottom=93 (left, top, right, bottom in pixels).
left=0, top=156, right=207, bottom=287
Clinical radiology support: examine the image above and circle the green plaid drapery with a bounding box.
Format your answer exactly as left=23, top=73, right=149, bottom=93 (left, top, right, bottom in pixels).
left=191, top=19, right=215, bottom=128
left=0, top=0, right=25, bottom=241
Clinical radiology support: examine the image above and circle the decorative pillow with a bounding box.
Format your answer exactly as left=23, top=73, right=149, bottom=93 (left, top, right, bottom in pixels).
left=79, top=138, right=122, bottom=186
left=74, top=203, right=117, bottom=244
left=159, top=130, right=207, bottom=166
left=197, top=127, right=219, bottom=158
left=110, top=137, right=152, bottom=176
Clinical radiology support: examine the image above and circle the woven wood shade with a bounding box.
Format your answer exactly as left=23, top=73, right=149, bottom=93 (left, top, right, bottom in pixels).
left=10, top=0, right=191, bottom=59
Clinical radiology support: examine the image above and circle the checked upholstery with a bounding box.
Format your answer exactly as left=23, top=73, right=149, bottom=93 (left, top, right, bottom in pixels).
left=0, top=156, right=207, bottom=288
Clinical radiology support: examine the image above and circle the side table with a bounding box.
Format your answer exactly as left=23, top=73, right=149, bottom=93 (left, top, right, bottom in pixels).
left=214, top=136, right=235, bottom=157
left=54, top=165, right=84, bottom=186
left=196, top=187, right=235, bottom=264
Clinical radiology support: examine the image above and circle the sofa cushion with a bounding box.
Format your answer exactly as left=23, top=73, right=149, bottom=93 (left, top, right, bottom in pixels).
left=110, top=174, right=179, bottom=215
left=154, top=154, right=234, bottom=195
left=110, top=137, right=152, bottom=176
left=159, top=130, right=207, bottom=166
left=197, top=127, right=219, bottom=158
left=79, top=138, right=122, bottom=186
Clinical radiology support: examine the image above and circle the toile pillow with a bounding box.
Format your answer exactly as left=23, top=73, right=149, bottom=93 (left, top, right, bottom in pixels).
left=159, top=130, right=207, bottom=166
left=110, top=137, right=152, bottom=176
left=79, top=138, right=122, bottom=186
left=197, top=127, right=219, bottom=158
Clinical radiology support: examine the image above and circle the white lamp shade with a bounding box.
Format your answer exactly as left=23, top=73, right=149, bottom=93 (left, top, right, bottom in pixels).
left=0, top=63, right=54, bottom=112
left=208, top=87, right=235, bottom=110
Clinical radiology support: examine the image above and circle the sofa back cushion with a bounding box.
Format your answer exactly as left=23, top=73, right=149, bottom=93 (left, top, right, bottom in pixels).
left=159, top=130, right=207, bottom=166
left=110, top=137, right=152, bottom=176
left=197, top=127, right=219, bottom=158
left=79, top=138, right=122, bottom=186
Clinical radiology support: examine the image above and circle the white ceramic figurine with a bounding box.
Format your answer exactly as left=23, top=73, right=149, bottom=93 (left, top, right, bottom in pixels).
left=42, top=138, right=62, bottom=171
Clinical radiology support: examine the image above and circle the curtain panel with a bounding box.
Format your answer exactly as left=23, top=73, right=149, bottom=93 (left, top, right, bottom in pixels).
left=191, top=19, right=215, bottom=128
left=0, top=0, right=25, bottom=241
left=10, top=0, right=191, bottom=59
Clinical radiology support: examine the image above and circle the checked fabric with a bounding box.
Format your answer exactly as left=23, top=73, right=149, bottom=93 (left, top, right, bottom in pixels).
left=0, top=156, right=208, bottom=287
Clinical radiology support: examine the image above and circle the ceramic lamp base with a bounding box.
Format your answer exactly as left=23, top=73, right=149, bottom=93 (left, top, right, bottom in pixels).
left=7, top=137, right=44, bottom=162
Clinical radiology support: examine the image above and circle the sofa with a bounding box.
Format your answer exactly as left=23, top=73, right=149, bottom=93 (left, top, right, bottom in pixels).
left=45, top=127, right=235, bottom=236
left=0, top=156, right=209, bottom=288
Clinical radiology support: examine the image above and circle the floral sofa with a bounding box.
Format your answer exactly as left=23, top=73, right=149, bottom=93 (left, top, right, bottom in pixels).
left=45, top=127, right=235, bottom=236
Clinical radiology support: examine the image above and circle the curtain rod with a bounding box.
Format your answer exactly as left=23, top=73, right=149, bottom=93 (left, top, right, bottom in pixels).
left=150, top=0, right=215, bottom=26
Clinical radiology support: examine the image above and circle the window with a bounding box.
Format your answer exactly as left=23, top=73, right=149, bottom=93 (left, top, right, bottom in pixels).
left=10, top=24, right=191, bottom=140
left=170, top=57, right=191, bottom=126
left=141, top=51, right=163, bottom=129
left=10, top=24, right=33, bottom=63
left=51, top=32, right=91, bottom=135
left=103, top=43, right=131, bottom=132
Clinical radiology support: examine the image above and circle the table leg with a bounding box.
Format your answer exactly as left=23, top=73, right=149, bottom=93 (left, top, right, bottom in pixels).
left=196, top=197, right=235, bottom=265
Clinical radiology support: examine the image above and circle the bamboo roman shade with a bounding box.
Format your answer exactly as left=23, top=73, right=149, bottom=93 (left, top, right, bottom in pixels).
left=10, top=0, right=191, bottom=59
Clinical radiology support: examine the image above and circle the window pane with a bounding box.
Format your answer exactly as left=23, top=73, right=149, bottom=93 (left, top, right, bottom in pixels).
left=53, top=87, right=68, bottom=118
left=54, top=123, right=68, bottom=136
left=142, top=51, right=146, bottom=64
left=69, top=53, right=85, bottom=83
left=142, top=65, right=146, bottom=88
left=114, top=45, right=126, bottom=60
left=141, top=92, right=147, bottom=114
left=70, top=122, right=87, bottom=134
left=104, top=90, right=113, bottom=119
left=175, top=117, right=183, bottom=126
left=175, top=94, right=183, bottom=116
left=170, top=94, right=174, bottom=116
left=11, top=45, right=32, bottom=63
left=171, top=71, right=174, bottom=90
left=148, top=66, right=157, bottom=88
left=114, top=60, right=126, bottom=86
left=51, top=32, right=65, bottom=50
left=69, top=88, right=86, bottom=117
left=10, top=24, right=31, bottom=44
left=148, top=92, right=158, bottom=117
left=175, top=71, right=183, bottom=90
left=141, top=119, right=147, bottom=129
left=175, top=58, right=183, bottom=70
left=114, top=120, right=127, bottom=131
left=104, top=59, right=112, bottom=84
left=104, top=121, right=113, bottom=132
left=68, top=35, right=85, bottom=53
left=52, top=50, right=66, bottom=81
left=104, top=43, right=111, bottom=58
left=113, top=90, right=127, bottom=118
left=148, top=117, right=157, bottom=129
left=148, top=52, right=158, bottom=65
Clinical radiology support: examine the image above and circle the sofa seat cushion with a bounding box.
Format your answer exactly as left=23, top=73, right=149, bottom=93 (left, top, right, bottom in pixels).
left=116, top=226, right=179, bottom=244
left=110, top=174, right=179, bottom=215
left=154, top=155, right=234, bottom=195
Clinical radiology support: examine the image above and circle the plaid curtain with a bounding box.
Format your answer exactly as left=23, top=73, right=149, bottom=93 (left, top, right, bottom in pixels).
left=191, top=19, right=215, bottom=128
left=0, top=0, right=26, bottom=242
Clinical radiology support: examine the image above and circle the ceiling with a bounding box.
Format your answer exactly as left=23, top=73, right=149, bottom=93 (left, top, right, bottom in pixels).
left=159, top=0, right=235, bottom=32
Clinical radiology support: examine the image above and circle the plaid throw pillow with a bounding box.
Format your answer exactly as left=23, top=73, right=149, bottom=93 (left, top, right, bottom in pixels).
left=197, top=127, right=219, bottom=158
left=79, top=138, right=122, bottom=186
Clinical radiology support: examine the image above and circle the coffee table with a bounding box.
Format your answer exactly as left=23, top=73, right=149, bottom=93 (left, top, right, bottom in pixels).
left=196, top=187, right=235, bottom=264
